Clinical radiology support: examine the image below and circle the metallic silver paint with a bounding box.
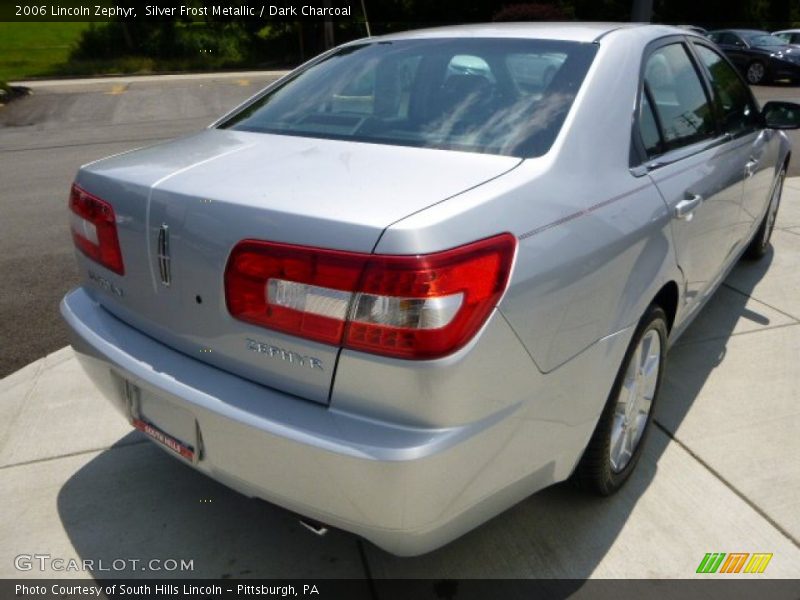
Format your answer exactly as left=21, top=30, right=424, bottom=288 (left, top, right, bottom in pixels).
left=73, top=131, right=519, bottom=404
left=62, top=22, right=790, bottom=555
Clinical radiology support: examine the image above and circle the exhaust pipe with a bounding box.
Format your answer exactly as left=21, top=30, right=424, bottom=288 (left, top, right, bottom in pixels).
left=298, top=517, right=329, bottom=537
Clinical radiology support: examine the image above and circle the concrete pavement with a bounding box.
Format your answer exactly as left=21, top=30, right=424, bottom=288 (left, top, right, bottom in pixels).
left=1, top=186, right=800, bottom=578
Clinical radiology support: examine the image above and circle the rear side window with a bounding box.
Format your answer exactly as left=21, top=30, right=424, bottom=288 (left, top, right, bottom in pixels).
left=641, top=43, right=715, bottom=153
left=639, top=93, right=663, bottom=156
left=220, top=38, right=598, bottom=158
left=693, top=44, right=759, bottom=136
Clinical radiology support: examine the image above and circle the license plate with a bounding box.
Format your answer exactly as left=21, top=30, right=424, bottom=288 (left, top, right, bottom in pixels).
left=132, top=417, right=195, bottom=461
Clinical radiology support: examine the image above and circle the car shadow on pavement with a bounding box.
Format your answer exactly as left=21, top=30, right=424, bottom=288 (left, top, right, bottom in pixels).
left=56, top=253, right=773, bottom=581
left=56, top=431, right=369, bottom=579
left=654, top=251, right=777, bottom=439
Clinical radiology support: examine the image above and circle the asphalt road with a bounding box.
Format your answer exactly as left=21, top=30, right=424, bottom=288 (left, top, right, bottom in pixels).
left=0, top=76, right=798, bottom=377
left=0, top=73, right=283, bottom=377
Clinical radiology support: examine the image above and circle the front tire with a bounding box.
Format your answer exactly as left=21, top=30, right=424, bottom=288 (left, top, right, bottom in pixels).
left=744, top=167, right=785, bottom=261
left=574, top=305, right=668, bottom=495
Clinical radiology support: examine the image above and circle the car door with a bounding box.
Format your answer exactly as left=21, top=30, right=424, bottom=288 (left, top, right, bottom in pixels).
left=633, top=39, right=745, bottom=315
left=716, top=32, right=750, bottom=70
left=690, top=41, right=778, bottom=247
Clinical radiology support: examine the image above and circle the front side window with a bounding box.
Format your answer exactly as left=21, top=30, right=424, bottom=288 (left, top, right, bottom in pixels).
left=220, top=38, right=598, bottom=158
left=642, top=43, right=715, bottom=152
left=694, top=44, right=759, bottom=136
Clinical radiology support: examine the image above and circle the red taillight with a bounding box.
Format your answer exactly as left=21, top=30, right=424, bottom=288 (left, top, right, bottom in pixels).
left=69, top=184, right=124, bottom=275
left=224, top=233, right=516, bottom=359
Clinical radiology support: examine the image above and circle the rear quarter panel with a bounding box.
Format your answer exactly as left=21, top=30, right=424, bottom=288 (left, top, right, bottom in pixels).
left=332, top=28, right=683, bottom=463
left=372, top=27, right=682, bottom=373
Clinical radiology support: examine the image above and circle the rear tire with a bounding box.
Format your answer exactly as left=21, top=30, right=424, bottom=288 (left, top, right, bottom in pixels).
left=574, top=305, right=668, bottom=496
left=745, top=60, right=768, bottom=85
left=744, top=167, right=785, bottom=261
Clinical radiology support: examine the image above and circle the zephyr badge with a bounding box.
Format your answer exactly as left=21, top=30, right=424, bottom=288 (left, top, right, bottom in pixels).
left=157, top=223, right=171, bottom=286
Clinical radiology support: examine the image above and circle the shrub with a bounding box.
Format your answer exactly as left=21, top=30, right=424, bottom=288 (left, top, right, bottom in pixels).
left=70, top=21, right=254, bottom=66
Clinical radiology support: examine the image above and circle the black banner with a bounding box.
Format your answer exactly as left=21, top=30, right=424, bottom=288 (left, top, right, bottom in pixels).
left=3, top=579, right=800, bottom=600
left=1, top=1, right=358, bottom=23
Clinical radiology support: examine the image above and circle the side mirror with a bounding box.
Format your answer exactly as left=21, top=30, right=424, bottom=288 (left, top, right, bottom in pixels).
left=762, top=101, right=800, bottom=130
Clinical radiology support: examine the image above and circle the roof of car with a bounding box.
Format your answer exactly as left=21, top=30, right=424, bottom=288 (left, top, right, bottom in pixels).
left=774, top=29, right=800, bottom=34
left=369, top=22, right=659, bottom=44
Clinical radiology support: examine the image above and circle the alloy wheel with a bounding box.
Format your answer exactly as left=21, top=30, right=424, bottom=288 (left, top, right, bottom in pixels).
left=609, top=329, right=661, bottom=473
left=747, top=62, right=766, bottom=84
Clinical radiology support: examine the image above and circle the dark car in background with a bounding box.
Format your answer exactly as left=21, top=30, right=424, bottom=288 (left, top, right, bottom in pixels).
left=708, top=29, right=800, bottom=84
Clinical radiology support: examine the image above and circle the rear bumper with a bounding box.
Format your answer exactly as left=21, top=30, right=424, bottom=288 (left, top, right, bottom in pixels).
left=61, top=287, right=568, bottom=556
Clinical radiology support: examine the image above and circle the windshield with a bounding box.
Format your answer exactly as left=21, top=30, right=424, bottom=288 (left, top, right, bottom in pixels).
left=746, top=34, right=786, bottom=47
left=220, top=38, right=598, bottom=158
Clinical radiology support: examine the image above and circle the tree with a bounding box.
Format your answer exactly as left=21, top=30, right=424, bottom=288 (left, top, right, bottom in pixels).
left=631, top=0, right=653, bottom=22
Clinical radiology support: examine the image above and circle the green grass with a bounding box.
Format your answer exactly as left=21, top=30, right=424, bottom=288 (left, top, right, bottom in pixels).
left=0, top=22, right=272, bottom=83
left=0, top=22, right=91, bottom=81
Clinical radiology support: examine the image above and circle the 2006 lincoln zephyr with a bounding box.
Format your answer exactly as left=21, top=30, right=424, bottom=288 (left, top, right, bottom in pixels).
left=62, top=23, right=800, bottom=555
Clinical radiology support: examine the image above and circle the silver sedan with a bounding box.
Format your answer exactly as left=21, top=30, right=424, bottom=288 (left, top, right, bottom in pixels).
left=62, top=22, right=800, bottom=556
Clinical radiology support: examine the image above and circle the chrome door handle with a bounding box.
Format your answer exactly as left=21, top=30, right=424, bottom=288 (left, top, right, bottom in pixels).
left=745, top=158, right=759, bottom=178
left=674, top=194, right=703, bottom=220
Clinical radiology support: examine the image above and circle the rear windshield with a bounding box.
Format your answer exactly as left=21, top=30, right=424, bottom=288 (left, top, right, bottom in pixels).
left=219, top=38, right=598, bottom=158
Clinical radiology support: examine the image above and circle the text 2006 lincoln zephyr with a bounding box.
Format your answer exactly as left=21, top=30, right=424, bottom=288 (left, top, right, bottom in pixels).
left=61, top=23, right=800, bottom=555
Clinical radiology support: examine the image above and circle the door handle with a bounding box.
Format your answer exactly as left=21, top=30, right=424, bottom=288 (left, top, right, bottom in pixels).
left=745, top=158, right=759, bottom=178
left=674, top=194, right=703, bottom=221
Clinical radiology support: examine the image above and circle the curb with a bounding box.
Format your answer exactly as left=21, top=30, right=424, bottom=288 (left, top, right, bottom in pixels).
left=9, top=70, right=291, bottom=88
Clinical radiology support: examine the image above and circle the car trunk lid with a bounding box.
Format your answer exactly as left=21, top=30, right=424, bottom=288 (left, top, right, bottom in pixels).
left=74, top=129, right=521, bottom=404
